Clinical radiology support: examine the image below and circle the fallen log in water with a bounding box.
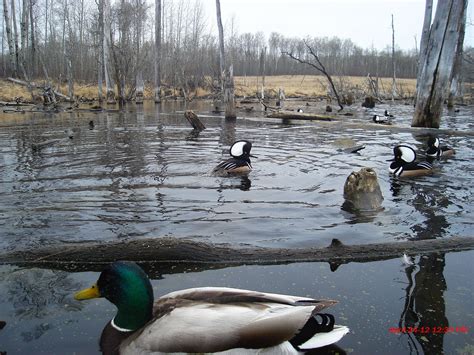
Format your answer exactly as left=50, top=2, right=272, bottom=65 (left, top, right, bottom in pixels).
left=267, top=110, right=333, bottom=121
left=1, top=237, right=472, bottom=273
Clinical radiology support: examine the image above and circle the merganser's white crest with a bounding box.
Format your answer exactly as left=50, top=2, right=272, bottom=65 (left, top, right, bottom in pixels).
left=397, top=145, right=416, bottom=163
left=230, top=141, right=250, bottom=157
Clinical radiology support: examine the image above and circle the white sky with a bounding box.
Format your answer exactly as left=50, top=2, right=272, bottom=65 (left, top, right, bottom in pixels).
left=205, top=0, right=474, bottom=51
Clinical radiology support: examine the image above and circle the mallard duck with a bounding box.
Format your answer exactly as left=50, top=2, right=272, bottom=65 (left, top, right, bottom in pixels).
left=75, top=261, right=349, bottom=354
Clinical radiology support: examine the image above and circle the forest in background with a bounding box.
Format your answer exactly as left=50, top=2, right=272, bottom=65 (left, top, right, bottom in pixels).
left=0, top=0, right=473, bottom=100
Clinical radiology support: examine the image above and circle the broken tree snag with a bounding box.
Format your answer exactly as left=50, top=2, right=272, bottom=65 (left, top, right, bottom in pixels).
left=276, top=88, right=285, bottom=108
left=184, top=110, right=206, bottom=131
left=267, top=111, right=333, bottom=121
left=135, top=72, right=144, bottom=104
left=412, top=0, right=467, bottom=128
left=224, top=65, right=236, bottom=119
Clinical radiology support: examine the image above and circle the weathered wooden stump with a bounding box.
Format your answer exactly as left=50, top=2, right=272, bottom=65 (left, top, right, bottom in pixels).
left=184, top=110, right=206, bottom=131
left=362, top=96, right=376, bottom=108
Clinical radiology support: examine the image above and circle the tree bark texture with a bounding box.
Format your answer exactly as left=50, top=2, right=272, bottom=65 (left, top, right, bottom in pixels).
left=103, top=0, right=116, bottom=104
left=154, top=0, right=162, bottom=103
left=3, top=0, right=17, bottom=76
left=416, top=0, right=433, bottom=95
left=412, top=0, right=467, bottom=128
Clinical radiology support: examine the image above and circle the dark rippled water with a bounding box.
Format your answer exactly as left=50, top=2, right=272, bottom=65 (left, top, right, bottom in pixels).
left=0, top=101, right=473, bottom=251
left=0, top=101, right=473, bottom=354
left=0, top=251, right=472, bottom=354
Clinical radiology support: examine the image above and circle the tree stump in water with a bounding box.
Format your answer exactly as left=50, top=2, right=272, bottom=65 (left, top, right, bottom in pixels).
left=362, top=96, right=375, bottom=108
left=184, top=110, right=206, bottom=131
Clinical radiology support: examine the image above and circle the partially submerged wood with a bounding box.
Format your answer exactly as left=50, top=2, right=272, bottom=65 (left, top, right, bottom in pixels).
left=267, top=110, right=333, bottom=121
left=184, top=110, right=206, bottom=131
left=1, top=237, right=472, bottom=271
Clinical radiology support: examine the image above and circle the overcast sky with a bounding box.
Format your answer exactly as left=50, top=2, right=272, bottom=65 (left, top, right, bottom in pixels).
left=205, top=0, right=473, bottom=51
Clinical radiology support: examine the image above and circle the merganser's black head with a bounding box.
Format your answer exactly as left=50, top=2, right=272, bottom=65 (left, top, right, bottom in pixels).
left=427, top=136, right=440, bottom=149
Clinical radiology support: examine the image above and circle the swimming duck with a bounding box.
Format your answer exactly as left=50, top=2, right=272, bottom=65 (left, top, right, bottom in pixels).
left=297, top=108, right=303, bottom=113
left=426, top=136, right=455, bottom=159
left=384, top=110, right=394, bottom=118
left=388, top=145, right=433, bottom=177
left=75, top=261, right=349, bottom=354
left=373, top=115, right=391, bottom=125
left=213, top=140, right=254, bottom=175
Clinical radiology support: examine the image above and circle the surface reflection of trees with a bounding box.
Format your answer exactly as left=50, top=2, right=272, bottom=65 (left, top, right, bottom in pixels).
left=399, top=253, right=448, bottom=354
left=390, top=178, right=450, bottom=240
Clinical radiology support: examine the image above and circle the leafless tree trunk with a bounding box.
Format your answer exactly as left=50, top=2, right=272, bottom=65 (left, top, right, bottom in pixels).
left=391, top=14, right=397, bottom=101
left=154, top=0, right=161, bottom=103
left=215, top=0, right=225, bottom=90
left=260, top=46, right=266, bottom=99
left=215, top=0, right=235, bottom=118
left=3, top=0, right=17, bottom=76
left=416, top=0, right=433, bottom=96
left=103, top=0, right=115, bottom=104
left=412, top=0, right=467, bottom=128
left=29, top=0, right=36, bottom=77
left=447, top=2, right=467, bottom=107
left=11, top=0, right=20, bottom=73
left=97, top=0, right=104, bottom=102
left=135, top=0, right=144, bottom=104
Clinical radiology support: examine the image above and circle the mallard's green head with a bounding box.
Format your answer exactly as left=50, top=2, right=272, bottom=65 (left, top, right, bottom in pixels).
left=75, top=261, right=154, bottom=332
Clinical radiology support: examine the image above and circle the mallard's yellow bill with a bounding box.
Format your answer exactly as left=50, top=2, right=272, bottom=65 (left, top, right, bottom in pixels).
left=74, top=283, right=100, bottom=300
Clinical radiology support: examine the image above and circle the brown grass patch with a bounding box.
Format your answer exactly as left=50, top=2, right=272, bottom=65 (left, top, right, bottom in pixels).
left=0, top=76, right=419, bottom=103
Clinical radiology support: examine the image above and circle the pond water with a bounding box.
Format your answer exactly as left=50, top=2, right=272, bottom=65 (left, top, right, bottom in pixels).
left=0, top=101, right=473, bottom=251
left=0, top=251, right=472, bottom=354
left=0, top=100, right=473, bottom=354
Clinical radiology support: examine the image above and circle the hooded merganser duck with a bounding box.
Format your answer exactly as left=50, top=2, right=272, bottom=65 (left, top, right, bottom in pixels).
left=75, top=261, right=349, bottom=354
left=426, top=136, right=455, bottom=159
left=297, top=108, right=303, bottom=113
left=373, top=115, right=391, bottom=124
left=384, top=110, right=394, bottom=118
left=388, top=145, right=433, bottom=177
left=213, top=140, right=254, bottom=175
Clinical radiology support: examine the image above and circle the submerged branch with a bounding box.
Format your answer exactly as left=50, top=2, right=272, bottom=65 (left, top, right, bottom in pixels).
left=1, top=237, right=472, bottom=273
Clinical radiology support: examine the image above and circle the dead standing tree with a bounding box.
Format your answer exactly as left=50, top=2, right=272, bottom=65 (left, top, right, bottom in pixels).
left=215, top=0, right=236, bottom=119
left=154, top=0, right=162, bottom=103
left=412, top=0, right=467, bottom=128
left=282, top=40, right=344, bottom=111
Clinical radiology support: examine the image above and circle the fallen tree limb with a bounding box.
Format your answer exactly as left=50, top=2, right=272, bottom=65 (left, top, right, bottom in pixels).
left=1, top=237, right=472, bottom=274
left=7, top=77, right=73, bottom=102
left=267, top=110, right=333, bottom=121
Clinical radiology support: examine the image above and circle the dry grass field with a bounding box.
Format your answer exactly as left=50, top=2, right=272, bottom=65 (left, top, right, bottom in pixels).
left=0, top=75, right=430, bottom=103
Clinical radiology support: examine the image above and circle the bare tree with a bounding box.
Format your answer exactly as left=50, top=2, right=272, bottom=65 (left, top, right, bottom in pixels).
left=412, top=0, right=468, bottom=128
left=103, top=0, right=115, bottom=103
left=391, top=14, right=397, bottom=101
left=3, top=0, right=17, bottom=76
left=283, top=40, right=344, bottom=111
left=154, top=0, right=161, bottom=103
left=215, top=0, right=235, bottom=118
